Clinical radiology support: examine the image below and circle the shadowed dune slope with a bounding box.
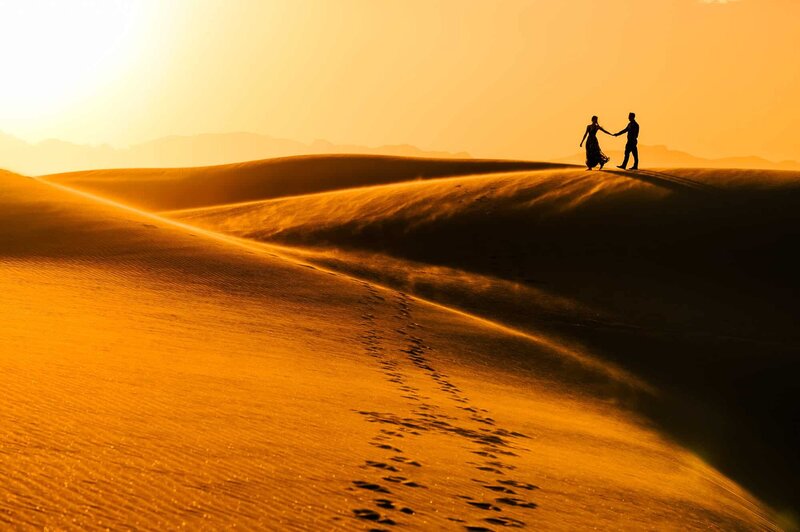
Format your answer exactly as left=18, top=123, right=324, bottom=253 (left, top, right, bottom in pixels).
left=172, top=167, right=800, bottom=340
left=0, top=168, right=780, bottom=529
left=170, top=165, right=800, bottom=517
left=45, top=154, right=569, bottom=211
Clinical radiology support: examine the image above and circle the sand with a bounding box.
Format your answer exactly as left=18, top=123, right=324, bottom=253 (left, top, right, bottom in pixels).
left=0, top=159, right=789, bottom=529
left=159, top=162, right=800, bottom=520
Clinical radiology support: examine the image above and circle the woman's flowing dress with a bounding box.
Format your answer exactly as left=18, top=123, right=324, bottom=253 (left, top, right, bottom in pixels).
left=585, top=125, right=610, bottom=169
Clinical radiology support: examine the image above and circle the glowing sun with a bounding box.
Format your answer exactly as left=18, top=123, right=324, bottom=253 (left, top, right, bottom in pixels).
left=0, top=1, right=148, bottom=121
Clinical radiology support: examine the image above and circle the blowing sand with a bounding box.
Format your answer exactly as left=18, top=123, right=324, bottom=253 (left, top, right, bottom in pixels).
left=1, top=158, right=791, bottom=529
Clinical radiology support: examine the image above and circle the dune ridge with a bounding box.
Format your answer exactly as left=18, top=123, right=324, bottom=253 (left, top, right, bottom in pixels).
left=40, top=175, right=655, bottom=398
left=0, top=166, right=782, bottom=529
left=169, top=166, right=800, bottom=340
left=46, top=154, right=571, bottom=212
left=111, top=159, right=800, bottom=517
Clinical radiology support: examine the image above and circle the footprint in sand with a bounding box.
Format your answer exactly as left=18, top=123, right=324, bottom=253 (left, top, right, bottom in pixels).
left=482, top=484, right=516, bottom=494
left=352, top=509, right=398, bottom=527
left=353, top=285, right=540, bottom=528
left=372, top=443, right=403, bottom=452
left=497, top=479, right=538, bottom=491
left=365, top=461, right=400, bottom=472
left=373, top=499, right=415, bottom=514
left=353, top=480, right=392, bottom=494
left=390, top=456, right=421, bottom=467
left=353, top=508, right=382, bottom=521
left=467, top=501, right=502, bottom=511
left=495, top=497, right=538, bottom=509
left=484, top=515, right=526, bottom=528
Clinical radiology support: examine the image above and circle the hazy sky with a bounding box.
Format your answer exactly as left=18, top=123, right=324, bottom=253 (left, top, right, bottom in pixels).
left=0, top=0, right=798, bottom=161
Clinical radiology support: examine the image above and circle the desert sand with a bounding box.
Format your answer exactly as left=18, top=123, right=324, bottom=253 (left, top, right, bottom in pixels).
left=0, top=157, right=792, bottom=529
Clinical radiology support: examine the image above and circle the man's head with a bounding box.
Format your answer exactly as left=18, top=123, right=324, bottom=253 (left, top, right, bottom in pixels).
left=629, top=112, right=636, bottom=121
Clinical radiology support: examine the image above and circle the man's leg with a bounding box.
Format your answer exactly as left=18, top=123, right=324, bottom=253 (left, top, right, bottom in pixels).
left=630, top=144, right=639, bottom=169
left=618, top=148, right=630, bottom=169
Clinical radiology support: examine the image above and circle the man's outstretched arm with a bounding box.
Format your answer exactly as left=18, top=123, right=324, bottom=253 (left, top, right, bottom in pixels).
left=614, top=125, right=628, bottom=137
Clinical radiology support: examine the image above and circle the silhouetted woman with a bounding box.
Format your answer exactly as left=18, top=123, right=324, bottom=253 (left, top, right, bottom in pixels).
left=580, top=116, right=611, bottom=170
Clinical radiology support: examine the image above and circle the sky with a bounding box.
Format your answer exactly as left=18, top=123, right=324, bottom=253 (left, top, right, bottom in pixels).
left=0, top=0, right=798, bottom=162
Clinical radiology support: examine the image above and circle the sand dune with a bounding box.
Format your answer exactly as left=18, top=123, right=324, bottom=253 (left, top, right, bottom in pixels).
left=46, top=154, right=567, bottom=211
left=169, top=166, right=800, bottom=339
left=2, top=162, right=784, bottom=529
left=153, top=162, right=800, bottom=519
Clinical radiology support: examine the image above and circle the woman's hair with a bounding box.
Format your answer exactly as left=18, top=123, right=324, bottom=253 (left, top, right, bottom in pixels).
left=591, top=115, right=598, bottom=122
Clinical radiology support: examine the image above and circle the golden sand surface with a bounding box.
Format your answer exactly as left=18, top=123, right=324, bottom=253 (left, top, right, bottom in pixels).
left=1, top=165, right=783, bottom=529
left=161, top=162, right=800, bottom=528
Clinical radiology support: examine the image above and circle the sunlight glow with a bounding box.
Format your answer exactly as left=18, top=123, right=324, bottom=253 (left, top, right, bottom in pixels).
left=0, top=1, right=148, bottom=123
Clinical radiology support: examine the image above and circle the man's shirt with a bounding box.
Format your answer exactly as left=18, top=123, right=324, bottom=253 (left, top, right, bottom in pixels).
left=625, top=120, right=639, bottom=142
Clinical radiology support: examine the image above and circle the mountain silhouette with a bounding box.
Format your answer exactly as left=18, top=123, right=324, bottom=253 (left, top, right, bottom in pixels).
left=0, top=131, right=471, bottom=175
left=2, top=131, right=797, bottom=175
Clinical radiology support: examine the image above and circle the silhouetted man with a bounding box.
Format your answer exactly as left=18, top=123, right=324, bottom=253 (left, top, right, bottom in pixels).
left=614, top=112, right=639, bottom=170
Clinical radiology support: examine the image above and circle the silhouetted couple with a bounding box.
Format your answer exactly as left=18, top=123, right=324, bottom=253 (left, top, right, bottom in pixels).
left=580, top=112, right=639, bottom=170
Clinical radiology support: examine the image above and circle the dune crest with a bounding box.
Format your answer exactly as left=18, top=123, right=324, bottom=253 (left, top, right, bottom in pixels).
left=135, top=158, right=800, bottom=517
left=46, top=154, right=570, bottom=211
left=0, top=165, right=782, bottom=528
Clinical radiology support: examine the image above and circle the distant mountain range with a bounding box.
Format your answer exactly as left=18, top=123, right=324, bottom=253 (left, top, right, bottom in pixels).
left=0, top=132, right=471, bottom=176
left=1, top=130, right=797, bottom=176
left=557, top=144, right=800, bottom=171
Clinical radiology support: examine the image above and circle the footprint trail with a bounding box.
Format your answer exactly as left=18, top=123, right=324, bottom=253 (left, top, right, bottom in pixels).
left=344, top=283, right=539, bottom=530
